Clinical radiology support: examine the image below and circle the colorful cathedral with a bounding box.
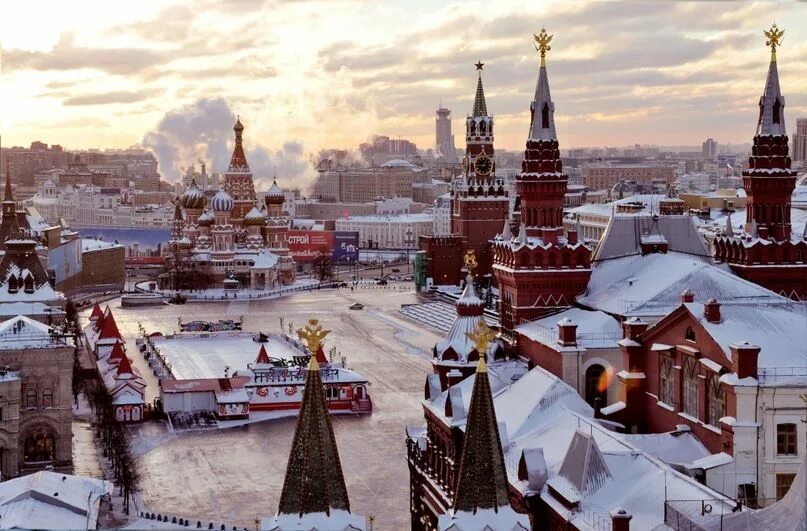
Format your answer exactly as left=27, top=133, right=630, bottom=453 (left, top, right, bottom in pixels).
left=165, top=118, right=296, bottom=290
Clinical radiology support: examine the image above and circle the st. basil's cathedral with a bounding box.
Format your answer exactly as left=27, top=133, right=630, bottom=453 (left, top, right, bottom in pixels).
left=166, top=118, right=296, bottom=290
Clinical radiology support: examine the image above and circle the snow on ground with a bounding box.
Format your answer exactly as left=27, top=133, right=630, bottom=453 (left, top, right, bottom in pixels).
left=399, top=301, right=496, bottom=333
left=151, top=333, right=303, bottom=380
left=135, top=278, right=321, bottom=302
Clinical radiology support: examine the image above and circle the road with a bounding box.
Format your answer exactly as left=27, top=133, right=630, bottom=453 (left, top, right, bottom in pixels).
left=80, top=284, right=440, bottom=529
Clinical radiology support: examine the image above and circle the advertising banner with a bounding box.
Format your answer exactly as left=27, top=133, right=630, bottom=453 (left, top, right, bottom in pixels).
left=332, top=231, right=359, bottom=263
left=287, top=230, right=334, bottom=262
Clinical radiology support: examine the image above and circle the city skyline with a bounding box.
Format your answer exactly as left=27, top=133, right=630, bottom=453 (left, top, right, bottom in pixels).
left=2, top=1, right=807, bottom=181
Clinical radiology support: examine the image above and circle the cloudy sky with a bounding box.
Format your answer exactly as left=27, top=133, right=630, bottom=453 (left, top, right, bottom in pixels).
left=1, top=0, right=806, bottom=181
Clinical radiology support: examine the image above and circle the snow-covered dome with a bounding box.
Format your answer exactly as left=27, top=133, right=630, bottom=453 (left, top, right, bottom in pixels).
left=211, top=189, right=234, bottom=212
left=197, top=210, right=214, bottom=226
left=267, top=179, right=284, bottom=197
left=244, top=206, right=266, bottom=226
left=381, top=159, right=414, bottom=168
left=180, top=179, right=206, bottom=210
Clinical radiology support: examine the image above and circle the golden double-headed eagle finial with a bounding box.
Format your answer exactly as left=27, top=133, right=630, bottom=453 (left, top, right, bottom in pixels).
left=464, top=250, right=478, bottom=273
left=534, top=28, right=553, bottom=67
left=296, top=318, right=330, bottom=353
left=764, top=23, right=784, bottom=61
left=466, top=319, right=496, bottom=357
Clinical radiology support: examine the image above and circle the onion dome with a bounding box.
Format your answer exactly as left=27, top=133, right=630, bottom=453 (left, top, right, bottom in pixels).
left=211, top=189, right=234, bottom=212
left=266, top=179, right=285, bottom=205
left=180, top=179, right=206, bottom=210
left=197, top=210, right=214, bottom=226
left=244, top=205, right=266, bottom=225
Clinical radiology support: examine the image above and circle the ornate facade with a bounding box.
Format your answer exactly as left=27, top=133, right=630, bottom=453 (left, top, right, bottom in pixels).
left=712, top=25, right=807, bottom=299
left=166, top=119, right=295, bottom=289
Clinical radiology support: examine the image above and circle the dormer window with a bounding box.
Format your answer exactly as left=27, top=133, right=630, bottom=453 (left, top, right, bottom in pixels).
left=7, top=275, right=18, bottom=294
left=685, top=327, right=696, bottom=342
left=542, top=103, right=550, bottom=129
left=23, top=274, right=35, bottom=294
left=772, top=98, right=781, bottom=124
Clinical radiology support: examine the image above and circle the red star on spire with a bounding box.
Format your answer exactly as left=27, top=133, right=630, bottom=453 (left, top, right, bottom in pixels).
left=474, top=61, right=484, bottom=71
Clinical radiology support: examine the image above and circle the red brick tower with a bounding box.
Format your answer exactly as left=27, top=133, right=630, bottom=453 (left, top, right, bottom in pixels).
left=223, top=117, right=258, bottom=224
left=450, top=62, right=510, bottom=279
left=712, top=24, right=807, bottom=299
left=492, top=29, right=592, bottom=340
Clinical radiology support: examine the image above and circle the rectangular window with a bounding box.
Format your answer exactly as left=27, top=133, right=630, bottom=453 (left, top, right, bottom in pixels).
left=682, top=357, right=699, bottom=418
left=776, top=473, right=796, bottom=500
left=659, top=354, right=674, bottom=406
left=777, top=424, right=798, bottom=456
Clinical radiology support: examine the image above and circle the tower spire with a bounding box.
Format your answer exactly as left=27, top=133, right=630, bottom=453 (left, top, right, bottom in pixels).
left=439, top=359, right=529, bottom=529
left=529, top=29, right=557, bottom=142
left=274, top=355, right=353, bottom=521
left=227, top=116, right=251, bottom=174
left=4, top=156, right=12, bottom=202
left=452, top=359, right=511, bottom=511
left=757, top=24, right=787, bottom=136
left=472, top=61, right=488, bottom=117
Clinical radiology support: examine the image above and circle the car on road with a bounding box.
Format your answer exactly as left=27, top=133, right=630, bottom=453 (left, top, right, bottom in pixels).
left=391, top=268, right=401, bottom=273
left=377, top=279, right=388, bottom=285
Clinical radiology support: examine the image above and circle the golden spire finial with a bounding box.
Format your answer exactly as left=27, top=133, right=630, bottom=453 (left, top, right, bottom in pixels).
left=534, top=28, right=553, bottom=68
left=466, top=319, right=496, bottom=358
left=296, top=318, right=330, bottom=353
left=764, top=23, right=784, bottom=62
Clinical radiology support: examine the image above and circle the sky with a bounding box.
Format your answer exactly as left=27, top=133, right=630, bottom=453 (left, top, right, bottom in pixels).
left=2, top=0, right=807, bottom=183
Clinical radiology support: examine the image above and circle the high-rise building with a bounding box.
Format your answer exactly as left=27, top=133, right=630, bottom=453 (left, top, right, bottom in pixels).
left=435, top=106, right=457, bottom=163
left=702, top=137, right=718, bottom=159
left=793, top=118, right=807, bottom=162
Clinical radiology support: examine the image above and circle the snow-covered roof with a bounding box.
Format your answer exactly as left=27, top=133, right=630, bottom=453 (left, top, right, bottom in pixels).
left=579, top=252, right=787, bottom=319
left=262, top=509, right=365, bottom=530
left=81, top=238, right=124, bottom=252
left=593, top=214, right=708, bottom=261
left=418, top=364, right=735, bottom=530
left=380, top=159, right=414, bottom=168
left=517, top=308, right=621, bottom=350
left=0, top=471, right=112, bottom=530
left=0, top=315, right=73, bottom=349
left=251, top=250, right=279, bottom=269
left=684, top=302, right=807, bottom=372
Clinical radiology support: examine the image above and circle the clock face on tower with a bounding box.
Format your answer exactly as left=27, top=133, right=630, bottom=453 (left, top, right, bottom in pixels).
left=474, top=155, right=492, bottom=176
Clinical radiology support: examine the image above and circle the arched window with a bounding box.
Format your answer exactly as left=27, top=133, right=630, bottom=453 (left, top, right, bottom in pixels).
left=584, top=365, right=607, bottom=407
left=659, top=354, right=674, bottom=406
left=42, top=389, right=54, bottom=408
left=25, top=389, right=37, bottom=409
left=682, top=357, right=699, bottom=418
left=707, top=374, right=725, bottom=426
left=24, top=431, right=55, bottom=463
left=685, top=327, right=696, bottom=342
left=541, top=103, right=550, bottom=129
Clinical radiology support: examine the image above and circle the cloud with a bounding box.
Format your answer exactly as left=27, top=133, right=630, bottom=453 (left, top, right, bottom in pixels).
left=4, top=33, right=166, bottom=75
left=63, top=90, right=159, bottom=106
left=141, top=98, right=315, bottom=191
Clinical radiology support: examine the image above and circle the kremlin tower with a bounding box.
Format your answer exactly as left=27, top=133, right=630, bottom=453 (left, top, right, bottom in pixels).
left=419, top=64, right=510, bottom=288
left=492, top=29, right=592, bottom=339
left=450, top=62, right=510, bottom=279
left=712, top=24, right=807, bottom=299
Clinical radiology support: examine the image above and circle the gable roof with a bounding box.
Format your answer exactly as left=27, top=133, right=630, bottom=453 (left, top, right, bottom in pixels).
left=593, top=215, right=709, bottom=262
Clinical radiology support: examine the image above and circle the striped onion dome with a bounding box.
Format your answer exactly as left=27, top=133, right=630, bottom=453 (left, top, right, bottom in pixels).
left=211, top=189, right=234, bottom=212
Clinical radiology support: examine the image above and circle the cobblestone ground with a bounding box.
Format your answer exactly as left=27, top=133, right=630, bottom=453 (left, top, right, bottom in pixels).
left=79, top=284, right=439, bottom=529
